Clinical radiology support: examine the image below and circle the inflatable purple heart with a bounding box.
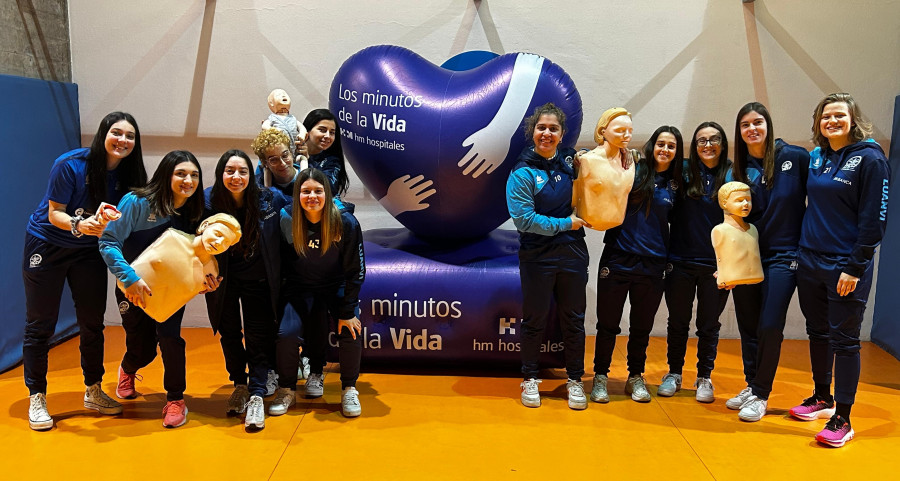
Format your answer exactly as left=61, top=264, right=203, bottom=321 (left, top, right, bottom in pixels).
left=329, top=45, right=582, bottom=239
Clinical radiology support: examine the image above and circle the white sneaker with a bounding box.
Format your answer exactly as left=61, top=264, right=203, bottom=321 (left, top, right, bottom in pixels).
left=244, top=395, right=265, bottom=430
left=265, top=370, right=278, bottom=397
left=84, top=382, right=123, bottom=415
left=695, top=377, right=715, bottom=403
left=305, top=373, right=324, bottom=398
left=226, top=384, right=250, bottom=415
left=566, top=379, right=587, bottom=410
left=298, top=357, right=311, bottom=380
left=726, top=386, right=753, bottom=410
left=268, top=388, right=295, bottom=416
left=590, top=374, right=609, bottom=403
left=626, top=375, right=651, bottom=403
left=520, top=378, right=541, bottom=407
left=29, top=393, right=53, bottom=431
left=341, top=387, right=362, bottom=417
left=738, top=396, right=768, bottom=422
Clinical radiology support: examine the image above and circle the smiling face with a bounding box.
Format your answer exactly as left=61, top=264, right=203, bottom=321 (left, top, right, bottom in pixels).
left=264, top=144, right=295, bottom=182
left=307, top=119, right=336, bottom=155
left=819, top=101, right=852, bottom=147
left=739, top=110, right=768, bottom=152
left=171, top=161, right=200, bottom=207
left=201, top=222, right=240, bottom=255
left=653, top=132, right=678, bottom=171
left=222, top=156, right=250, bottom=198
left=532, top=113, right=563, bottom=158
left=104, top=120, right=136, bottom=162
left=695, top=126, right=723, bottom=165
left=299, top=178, right=327, bottom=219
left=602, top=115, right=633, bottom=150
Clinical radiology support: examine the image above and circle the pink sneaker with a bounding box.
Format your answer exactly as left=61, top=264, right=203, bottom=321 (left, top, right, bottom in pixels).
left=816, top=415, right=854, bottom=448
left=789, top=393, right=835, bottom=421
left=162, top=400, right=188, bottom=428
left=116, top=365, right=141, bottom=399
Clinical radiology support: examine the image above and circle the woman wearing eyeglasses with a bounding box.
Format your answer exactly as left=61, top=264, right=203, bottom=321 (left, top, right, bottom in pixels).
left=252, top=128, right=301, bottom=198
left=723, top=102, right=810, bottom=422
left=659, top=122, right=730, bottom=403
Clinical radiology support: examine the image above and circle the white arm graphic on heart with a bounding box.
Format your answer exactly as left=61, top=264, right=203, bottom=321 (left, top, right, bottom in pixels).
left=457, top=53, right=545, bottom=178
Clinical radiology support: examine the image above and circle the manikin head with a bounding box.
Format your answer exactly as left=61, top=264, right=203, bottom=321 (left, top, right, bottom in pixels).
left=718, top=181, right=752, bottom=218
left=268, top=89, right=291, bottom=115
left=595, top=107, right=633, bottom=149
left=196, top=213, right=243, bottom=255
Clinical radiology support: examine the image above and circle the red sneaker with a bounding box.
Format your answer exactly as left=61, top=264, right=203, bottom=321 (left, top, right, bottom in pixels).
left=116, top=365, right=141, bottom=400
left=162, top=400, right=188, bottom=428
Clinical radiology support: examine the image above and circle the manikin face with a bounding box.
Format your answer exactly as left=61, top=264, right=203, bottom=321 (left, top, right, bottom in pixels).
left=653, top=132, right=678, bottom=171
left=171, top=161, right=200, bottom=206
left=532, top=114, right=563, bottom=158
left=724, top=190, right=752, bottom=217
left=739, top=111, right=768, bottom=151
left=104, top=120, right=136, bottom=161
left=269, top=89, right=291, bottom=114
left=695, top=127, right=723, bottom=165
left=307, top=119, right=336, bottom=155
left=820, top=102, right=852, bottom=144
left=201, top=222, right=239, bottom=254
left=299, top=179, right=326, bottom=216
left=264, top=144, right=295, bottom=180
left=602, top=115, right=633, bottom=150
left=222, top=156, right=250, bottom=197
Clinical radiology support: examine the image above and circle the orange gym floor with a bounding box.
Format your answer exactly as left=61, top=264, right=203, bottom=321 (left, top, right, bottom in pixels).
left=1, top=327, right=898, bottom=480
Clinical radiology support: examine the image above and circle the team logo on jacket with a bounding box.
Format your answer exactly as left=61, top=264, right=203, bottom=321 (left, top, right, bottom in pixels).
left=668, top=180, right=678, bottom=191
left=564, top=155, right=574, bottom=168
left=118, top=301, right=130, bottom=314
left=535, top=174, right=545, bottom=186
left=781, top=161, right=792, bottom=171
left=789, top=260, right=798, bottom=271
left=599, top=267, right=610, bottom=278
left=74, top=207, right=84, bottom=217
left=842, top=156, right=862, bottom=171
left=29, top=254, right=42, bottom=268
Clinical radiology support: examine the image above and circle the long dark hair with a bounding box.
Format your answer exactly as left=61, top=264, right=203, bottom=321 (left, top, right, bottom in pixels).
left=733, top=102, right=775, bottom=190
left=632, top=125, right=684, bottom=212
left=133, top=150, right=204, bottom=223
left=303, top=109, right=349, bottom=197
left=292, top=168, right=342, bottom=257
left=686, top=121, right=729, bottom=199
left=86, top=112, right=147, bottom=209
left=209, top=149, right=260, bottom=258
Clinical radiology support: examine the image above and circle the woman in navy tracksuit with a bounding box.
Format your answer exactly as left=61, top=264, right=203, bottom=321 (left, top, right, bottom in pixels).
left=789, top=93, right=890, bottom=448
left=506, top=103, right=589, bottom=410
left=272, top=168, right=365, bottom=418
left=724, top=102, right=810, bottom=421
left=302, top=108, right=354, bottom=213
left=99, top=150, right=207, bottom=429
left=204, top=149, right=285, bottom=431
left=660, top=121, right=730, bottom=403
left=23, top=112, right=147, bottom=430
left=591, top=126, right=682, bottom=404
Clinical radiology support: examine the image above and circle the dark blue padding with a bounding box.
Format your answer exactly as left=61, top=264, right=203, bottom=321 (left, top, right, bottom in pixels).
left=0, top=74, right=80, bottom=372
left=872, top=95, right=900, bottom=360
left=327, top=228, right=565, bottom=369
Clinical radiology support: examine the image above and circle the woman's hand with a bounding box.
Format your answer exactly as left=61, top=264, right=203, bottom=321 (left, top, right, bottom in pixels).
left=124, top=279, right=152, bottom=309
left=296, top=142, right=309, bottom=159
left=77, top=216, right=105, bottom=237
left=569, top=214, right=590, bottom=231
left=338, top=317, right=362, bottom=339
left=836, top=272, right=859, bottom=297
left=199, top=274, right=223, bottom=294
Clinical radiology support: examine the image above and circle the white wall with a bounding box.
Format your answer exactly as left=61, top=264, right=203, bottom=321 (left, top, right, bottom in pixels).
left=69, top=0, right=899, bottom=338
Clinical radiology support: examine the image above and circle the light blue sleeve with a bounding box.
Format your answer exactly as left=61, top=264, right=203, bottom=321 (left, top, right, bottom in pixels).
left=279, top=206, right=293, bottom=245
left=98, top=193, right=143, bottom=287
left=505, top=168, right=572, bottom=236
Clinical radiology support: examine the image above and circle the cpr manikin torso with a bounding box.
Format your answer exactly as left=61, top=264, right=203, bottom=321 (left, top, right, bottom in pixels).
left=262, top=88, right=308, bottom=161
left=117, top=214, right=242, bottom=322
left=572, top=108, right=636, bottom=231
left=711, top=182, right=764, bottom=287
